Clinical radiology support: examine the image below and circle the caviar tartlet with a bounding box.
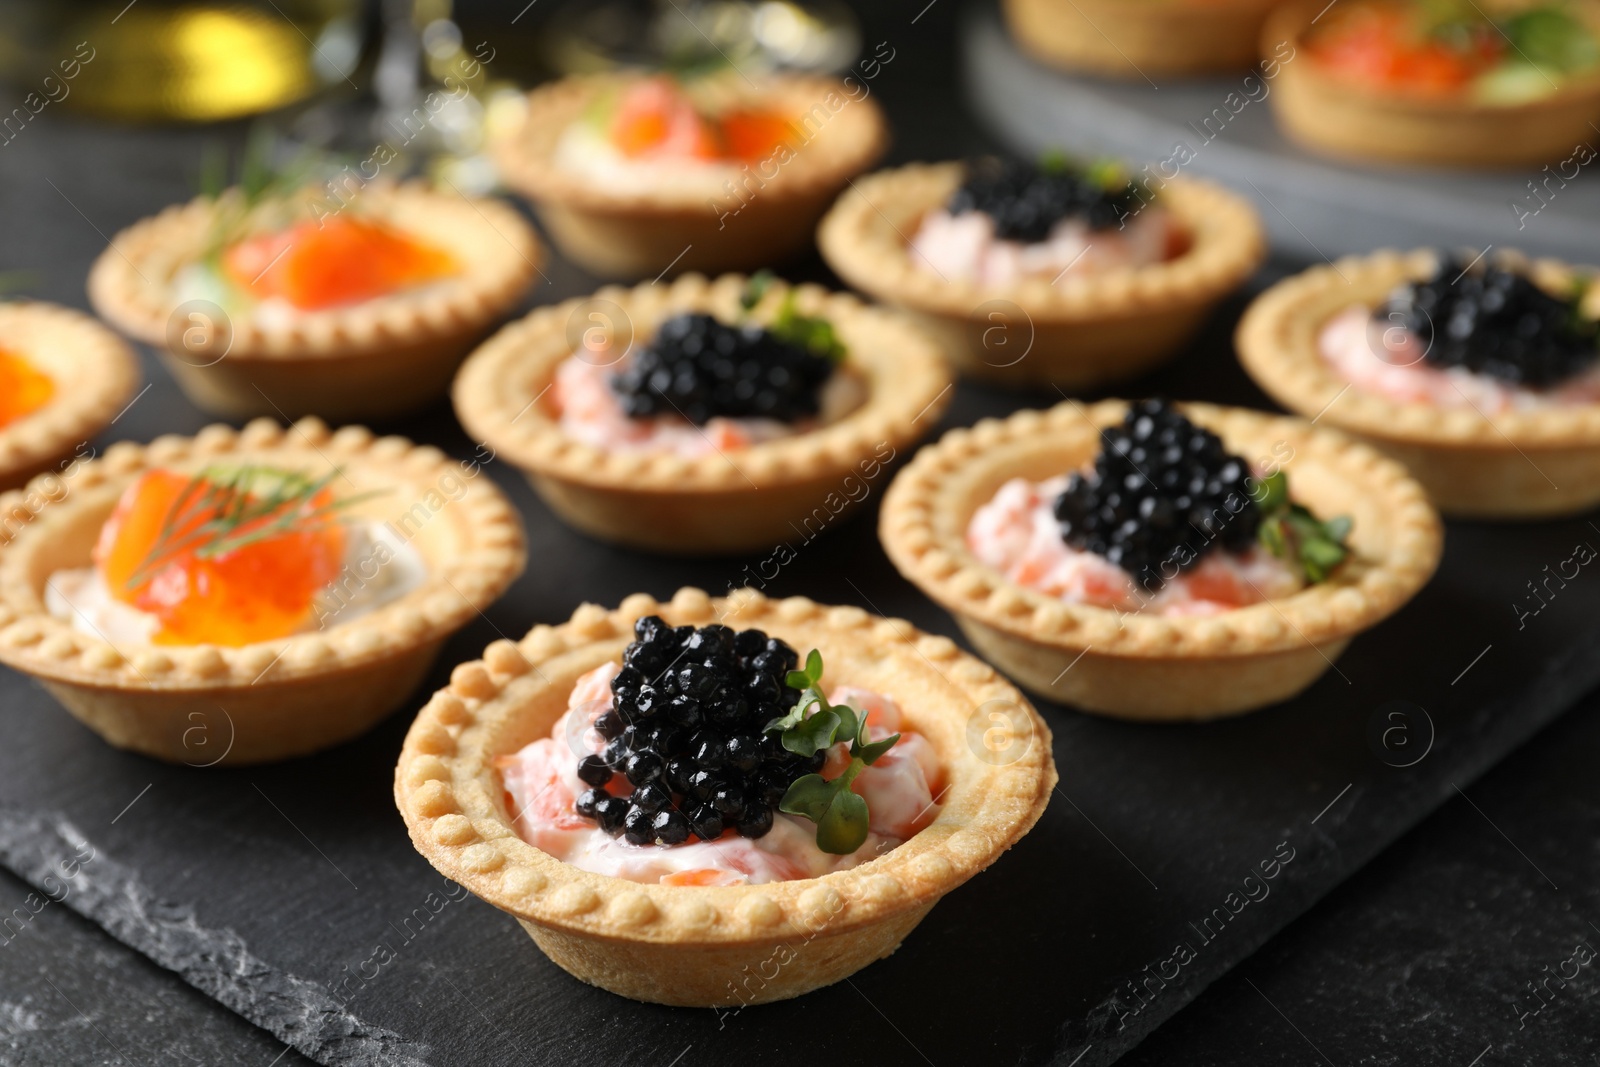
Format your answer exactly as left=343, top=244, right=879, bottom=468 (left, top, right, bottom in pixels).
left=493, top=72, right=887, bottom=279
left=880, top=400, right=1441, bottom=720
left=0, top=301, right=139, bottom=491
left=1267, top=0, right=1600, bottom=167
left=88, top=181, right=540, bottom=421
left=1238, top=247, right=1600, bottom=517
left=817, top=159, right=1264, bottom=388
left=395, top=587, right=1055, bottom=1005
left=0, top=418, right=524, bottom=764
left=452, top=272, right=952, bottom=554
left=1003, top=0, right=1285, bottom=77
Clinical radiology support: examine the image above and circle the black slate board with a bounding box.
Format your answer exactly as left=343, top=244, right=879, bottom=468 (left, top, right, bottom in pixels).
left=0, top=862, right=314, bottom=1067
left=1121, top=689, right=1600, bottom=1067
left=3, top=3, right=1600, bottom=1064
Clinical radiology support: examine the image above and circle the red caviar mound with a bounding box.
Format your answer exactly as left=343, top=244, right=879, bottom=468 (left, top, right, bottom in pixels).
left=0, top=348, right=55, bottom=428
left=222, top=216, right=458, bottom=312
left=1305, top=1, right=1502, bottom=94
left=608, top=77, right=797, bottom=163
left=95, top=469, right=348, bottom=647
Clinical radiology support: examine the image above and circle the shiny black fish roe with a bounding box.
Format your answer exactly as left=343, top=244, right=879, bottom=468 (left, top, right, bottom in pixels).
left=948, top=157, right=1138, bottom=243
left=1054, top=399, right=1259, bottom=593
left=1378, top=256, right=1599, bottom=388
left=575, top=618, right=825, bottom=845
left=610, top=312, right=834, bottom=426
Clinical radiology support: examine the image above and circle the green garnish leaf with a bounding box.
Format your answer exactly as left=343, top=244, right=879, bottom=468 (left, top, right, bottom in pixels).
left=782, top=700, right=842, bottom=758
left=1038, top=148, right=1069, bottom=174
left=856, top=732, right=901, bottom=766
left=1254, top=470, right=1291, bottom=512
left=765, top=649, right=899, bottom=853
left=741, top=269, right=777, bottom=312
left=1255, top=472, right=1352, bottom=584
left=777, top=773, right=835, bottom=823
left=814, top=786, right=870, bottom=855
left=780, top=762, right=871, bottom=855
left=1503, top=9, right=1600, bottom=74
left=739, top=274, right=847, bottom=363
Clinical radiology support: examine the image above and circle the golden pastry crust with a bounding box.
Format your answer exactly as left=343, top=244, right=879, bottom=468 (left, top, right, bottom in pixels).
left=493, top=72, right=888, bottom=278
left=452, top=272, right=953, bottom=554
left=394, top=587, right=1056, bottom=1006
left=1236, top=247, right=1600, bottom=517
left=1004, top=0, right=1283, bottom=77
left=87, top=182, right=540, bottom=421
left=879, top=400, right=1442, bottom=719
left=0, top=417, right=526, bottom=764
left=0, top=301, right=139, bottom=492
left=1266, top=0, right=1600, bottom=168
left=816, top=162, right=1265, bottom=387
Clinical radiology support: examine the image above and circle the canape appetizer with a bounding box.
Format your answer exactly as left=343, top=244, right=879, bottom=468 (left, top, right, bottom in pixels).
left=1267, top=0, right=1600, bottom=167
left=453, top=272, right=952, bottom=554
left=395, top=587, right=1055, bottom=1005
left=0, top=301, right=138, bottom=490
left=880, top=399, right=1441, bottom=719
left=0, top=419, right=525, bottom=764
left=493, top=72, right=886, bottom=278
left=1239, top=248, right=1600, bottom=517
left=817, top=157, right=1264, bottom=387
left=1003, top=0, right=1286, bottom=77
left=88, top=177, right=540, bottom=421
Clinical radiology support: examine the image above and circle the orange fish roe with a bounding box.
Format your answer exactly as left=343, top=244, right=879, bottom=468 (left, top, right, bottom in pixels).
left=95, top=469, right=348, bottom=647
left=608, top=78, right=796, bottom=163
left=1306, top=1, right=1502, bottom=94
left=221, top=216, right=458, bottom=312
left=0, top=348, right=54, bottom=428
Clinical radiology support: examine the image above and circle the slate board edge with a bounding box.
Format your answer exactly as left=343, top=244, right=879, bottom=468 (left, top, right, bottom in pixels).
left=0, top=809, right=433, bottom=1067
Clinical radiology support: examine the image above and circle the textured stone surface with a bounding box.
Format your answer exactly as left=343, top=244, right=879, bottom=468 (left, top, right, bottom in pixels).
left=0, top=863, right=315, bottom=1067
left=1124, top=692, right=1600, bottom=1066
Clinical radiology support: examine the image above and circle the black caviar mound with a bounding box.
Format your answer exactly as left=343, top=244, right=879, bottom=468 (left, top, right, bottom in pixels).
left=573, top=617, right=825, bottom=846
left=610, top=312, right=835, bottom=426
left=1379, top=256, right=1600, bottom=388
left=1054, top=399, right=1259, bottom=593
left=948, top=157, right=1139, bottom=244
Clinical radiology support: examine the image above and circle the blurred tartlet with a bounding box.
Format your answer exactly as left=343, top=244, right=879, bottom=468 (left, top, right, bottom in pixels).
left=0, top=301, right=138, bottom=491
left=1267, top=0, right=1600, bottom=167
left=818, top=158, right=1264, bottom=387
left=493, top=72, right=886, bottom=279
left=1238, top=247, right=1600, bottom=517
left=1003, top=0, right=1287, bottom=77
left=89, top=181, right=539, bottom=421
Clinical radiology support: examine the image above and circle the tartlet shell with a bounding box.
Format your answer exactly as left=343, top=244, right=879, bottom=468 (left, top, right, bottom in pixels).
left=87, top=182, right=541, bottom=422
left=0, top=301, right=139, bottom=492
left=879, top=400, right=1443, bottom=720
left=0, top=418, right=526, bottom=764
left=452, top=272, right=954, bottom=555
left=493, top=73, right=888, bottom=279
left=816, top=162, right=1265, bottom=387
left=1236, top=247, right=1600, bottom=518
left=394, top=586, right=1057, bottom=1006
left=1266, top=0, right=1600, bottom=169
left=1003, top=0, right=1283, bottom=77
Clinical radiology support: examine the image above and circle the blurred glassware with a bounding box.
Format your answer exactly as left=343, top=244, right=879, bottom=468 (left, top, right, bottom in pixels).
left=0, top=0, right=364, bottom=122
left=542, top=0, right=861, bottom=76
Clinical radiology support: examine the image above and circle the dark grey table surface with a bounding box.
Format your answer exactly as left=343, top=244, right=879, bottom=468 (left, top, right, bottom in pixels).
left=3, top=2, right=1600, bottom=1065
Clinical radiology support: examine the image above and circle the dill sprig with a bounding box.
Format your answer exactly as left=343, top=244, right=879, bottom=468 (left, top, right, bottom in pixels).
left=198, top=125, right=327, bottom=263
left=124, top=465, right=381, bottom=592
